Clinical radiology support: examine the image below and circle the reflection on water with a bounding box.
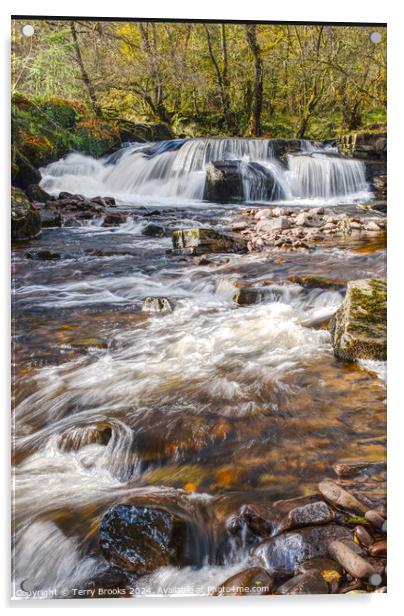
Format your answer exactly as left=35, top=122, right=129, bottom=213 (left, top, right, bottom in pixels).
left=11, top=202, right=386, bottom=596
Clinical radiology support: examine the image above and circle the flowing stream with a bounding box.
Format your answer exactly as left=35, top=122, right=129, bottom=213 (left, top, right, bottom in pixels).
left=12, top=138, right=385, bottom=597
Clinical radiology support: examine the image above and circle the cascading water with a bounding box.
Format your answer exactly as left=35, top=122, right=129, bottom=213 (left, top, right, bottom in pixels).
left=40, top=138, right=371, bottom=205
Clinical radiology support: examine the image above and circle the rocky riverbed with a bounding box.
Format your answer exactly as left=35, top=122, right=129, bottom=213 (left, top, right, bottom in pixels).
left=11, top=136, right=387, bottom=598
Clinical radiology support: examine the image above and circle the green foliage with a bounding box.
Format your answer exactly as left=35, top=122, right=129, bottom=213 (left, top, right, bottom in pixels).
left=12, top=20, right=387, bottom=139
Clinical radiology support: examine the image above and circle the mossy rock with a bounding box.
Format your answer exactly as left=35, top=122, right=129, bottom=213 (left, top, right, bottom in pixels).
left=329, top=278, right=386, bottom=361
left=11, top=187, right=41, bottom=240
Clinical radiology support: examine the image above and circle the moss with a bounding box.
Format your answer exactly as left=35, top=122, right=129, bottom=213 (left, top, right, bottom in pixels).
left=330, top=278, right=386, bottom=361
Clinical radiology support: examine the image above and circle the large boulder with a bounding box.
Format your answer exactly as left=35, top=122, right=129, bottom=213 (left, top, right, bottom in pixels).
left=329, top=278, right=387, bottom=361
left=11, top=187, right=41, bottom=240
left=99, top=505, right=187, bottom=576
left=172, top=227, right=246, bottom=255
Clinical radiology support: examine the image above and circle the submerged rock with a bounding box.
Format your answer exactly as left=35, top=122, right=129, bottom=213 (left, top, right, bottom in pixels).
left=142, top=222, right=166, bottom=237
left=25, top=250, right=61, bottom=260
left=329, top=278, right=386, bottom=361
left=172, top=228, right=246, bottom=255
left=275, top=570, right=329, bottom=595
left=214, top=566, right=274, bottom=596
left=142, top=296, right=174, bottom=313
left=99, top=505, right=187, bottom=575
left=253, top=524, right=353, bottom=576
left=233, top=288, right=263, bottom=306
left=11, top=187, right=41, bottom=240
left=68, top=337, right=108, bottom=350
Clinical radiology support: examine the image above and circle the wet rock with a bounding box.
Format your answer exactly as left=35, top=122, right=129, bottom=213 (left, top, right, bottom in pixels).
left=253, top=524, right=353, bottom=576
left=288, top=274, right=345, bottom=290
left=142, top=296, right=174, bottom=313
left=25, top=250, right=61, bottom=260
left=142, top=222, right=166, bottom=237
left=63, top=218, right=81, bottom=227
left=91, top=196, right=116, bottom=207
left=318, top=480, right=368, bottom=515
left=11, top=187, right=41, bottom=240
left=328, top=540, right=376, bottom=579
left=25, top=183, right=52, bottom=203
left=329, top=278, right=386, bottom=361
left=365, top=510, right=386, bottom=530
left=296, top=557, right=342, bottom=591
left=279, top=501, right=335, bottom=532
left=103, top=212, right=126, bottom=226
left=12, top=153, right=41, bottom=189
left=205, top=160, right=244, bottom=203
left=38, top=206, right=62, bottom=228
left=57, top=424, right=112, bottom=451
left=99, top=504, right=187, bottom=575
left=275, top=570, right=329, bottom=595
left=339, top=132, right=387, bottom=160
left=233, top=288, right=263, bottom=306
left=172, top=228, right=246, bottom=255
left=368, top=540, right=387, bottom=558
left=68, top=337, right=108, bottom=350
left=354, top=526, right=374, bottom=547
left=214, top=566, right=274, bottom=596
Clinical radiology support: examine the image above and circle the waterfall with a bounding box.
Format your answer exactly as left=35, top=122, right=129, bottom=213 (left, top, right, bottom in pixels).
left=40, top=138, right=371, bottom=205
left=287, top=153, right=369, bottom=200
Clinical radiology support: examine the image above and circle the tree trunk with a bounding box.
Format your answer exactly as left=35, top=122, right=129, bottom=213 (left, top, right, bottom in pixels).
left=204, top=25, right=233, bottom=132
left=70, top=21, right=101, bottom=117
left=245, top=25, right=263, bottom=136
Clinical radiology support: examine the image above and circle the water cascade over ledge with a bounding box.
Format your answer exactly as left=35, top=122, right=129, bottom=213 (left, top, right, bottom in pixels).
left=40, top=138, right=371, bottom=206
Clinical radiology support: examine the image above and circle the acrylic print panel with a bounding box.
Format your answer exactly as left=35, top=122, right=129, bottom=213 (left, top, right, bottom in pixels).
left=11, top=16, right=387, bottom=599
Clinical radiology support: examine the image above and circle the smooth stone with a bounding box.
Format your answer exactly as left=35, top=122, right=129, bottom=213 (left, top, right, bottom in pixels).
left=296, top=557, right=342, bottom=591
left=275, top=570, right=329, bottom=595
left=328, top=540, right=376, bottom=579
left=39, top=206, right=62, bottom=227
left=368, top=540, right=387, bottom=558
left=318, top=479, right=368, bottom=515
left=142, top=296, right=174, bottom=313
left=256, top=217, right=289, bottom=233
left=214, top=567, right=274, bottom=596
